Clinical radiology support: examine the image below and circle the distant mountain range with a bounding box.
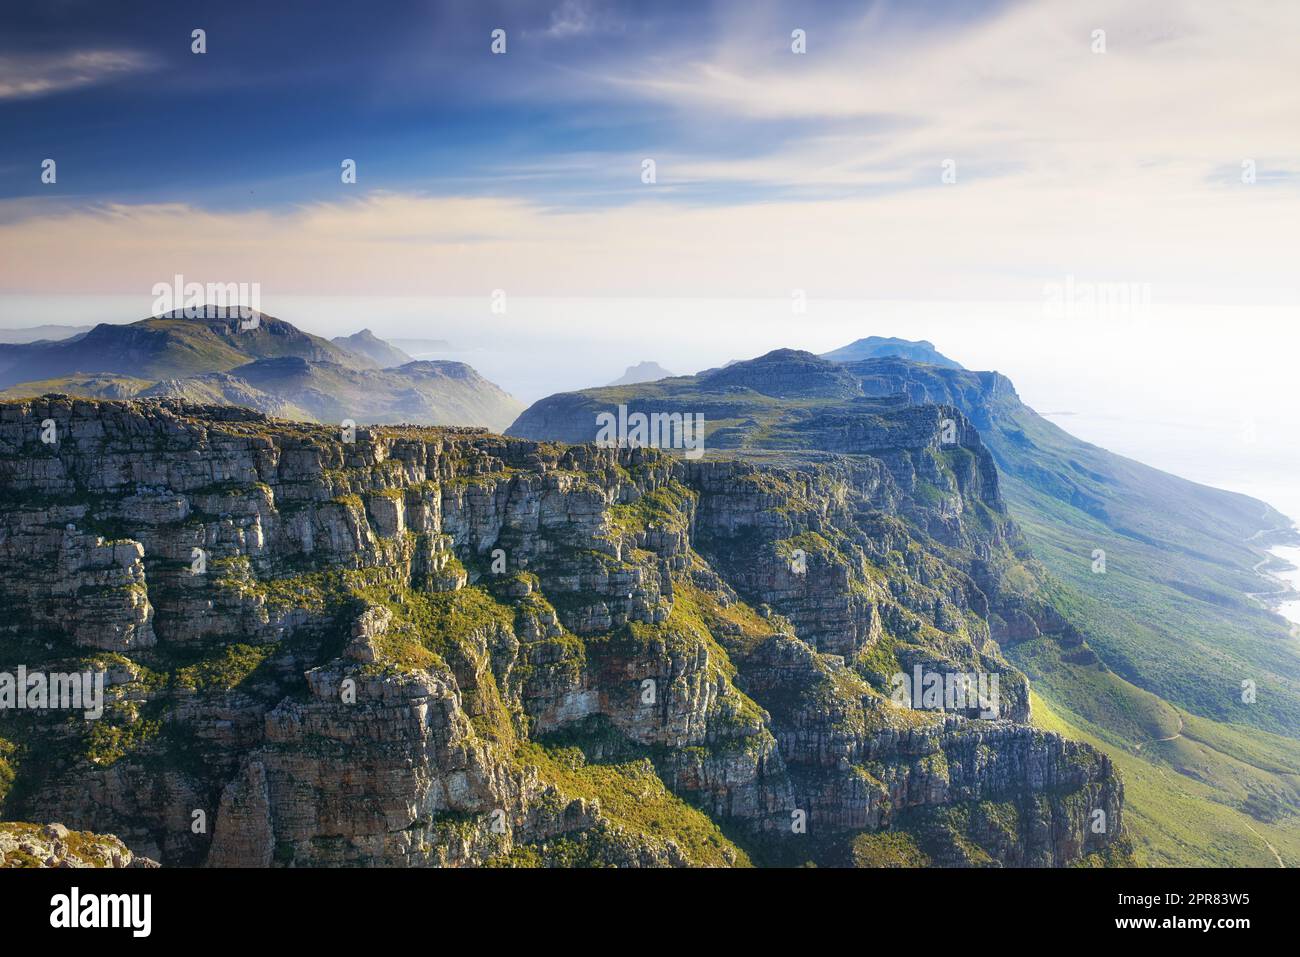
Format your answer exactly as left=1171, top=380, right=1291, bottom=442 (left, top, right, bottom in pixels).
left=331, top=328, right=413, bottom=367
left=508, top=339, right=1300, bottom=866
left=0, top=324, right=94, bottom=344
left=607, top=361, right=675, bottom=386
left=147, top=356, right=521, bottom=430
left=0, top=310, right=522, bottom=432
left=0, top=308, right=363, bottom=387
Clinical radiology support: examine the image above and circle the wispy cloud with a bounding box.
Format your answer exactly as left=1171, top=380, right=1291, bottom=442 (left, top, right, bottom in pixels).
left=0, top=0, right=1296, bottom=305
left=0, top=180, right=1292, bottom=304
left=540, top=0, right=599, bottom=39
left=0, top=49, right=152, bottom=100
left=588, top=0, right=1300, bottom=196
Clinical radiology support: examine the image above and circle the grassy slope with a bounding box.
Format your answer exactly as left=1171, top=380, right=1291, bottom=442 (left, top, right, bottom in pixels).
left=994, top=403, right=1300, bottom=738
left=961, top=396, right=1300, bottom=866
left=1030, top=688, right=1299, bottom=867
left=0, top=374, right=155, bottom=401
left=512, top=743, right=751, bottom=867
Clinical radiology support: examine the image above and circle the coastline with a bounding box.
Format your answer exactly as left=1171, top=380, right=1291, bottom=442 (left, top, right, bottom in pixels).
left=1248, top=523, right=1300, bottom=628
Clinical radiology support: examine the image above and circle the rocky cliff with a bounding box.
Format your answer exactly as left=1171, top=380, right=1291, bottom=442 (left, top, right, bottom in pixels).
left=0, top=395, right=1125, bottom=866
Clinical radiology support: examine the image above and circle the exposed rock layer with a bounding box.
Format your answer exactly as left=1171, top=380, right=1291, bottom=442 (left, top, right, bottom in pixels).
left=0, top=397, right=1124, bottom=866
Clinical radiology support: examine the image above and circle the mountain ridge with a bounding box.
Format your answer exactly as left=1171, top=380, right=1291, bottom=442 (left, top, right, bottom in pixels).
left=507, top=342, right=1300, bottom=865
left=0, top=311, right=522, bottom=432
left=822, top=336, right=964, bottom=369
left=0, top=395, right=1127, bottom=867
left=331, top=328, right=413, bottom=368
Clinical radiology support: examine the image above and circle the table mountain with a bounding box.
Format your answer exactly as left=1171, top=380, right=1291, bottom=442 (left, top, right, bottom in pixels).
left=0, top=308, right=366, bottom=390
left=0, top=396, right=1126, bottom=867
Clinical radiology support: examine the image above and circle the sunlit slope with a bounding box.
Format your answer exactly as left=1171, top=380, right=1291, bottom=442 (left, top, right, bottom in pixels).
left=512, top=347, right=1300, bottom=863
left=845, top=356, right=1300, bottom=738
left=1030, top=687, right=1299, bottom=867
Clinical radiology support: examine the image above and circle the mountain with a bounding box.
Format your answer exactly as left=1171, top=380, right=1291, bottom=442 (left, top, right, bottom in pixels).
left=607, top=361, right=675, bottom=386
left=0, top=396, right=1127, bottom=867
left=0, top=373, right=155, bottom=402
left=0, top=308, right=367, bottom=389
left=509, top=346, right=1300, bottom=866
left=821, top=336, right=964, bottom=368
left=0, top=324, right=94, bottom=344
left=145, top=356, right=524, bottom=432
left=331, top=328, right=413, bottom=368
left=0, top=309, right=524, bottom=432
left=834, top=356, right=1300, bottom=727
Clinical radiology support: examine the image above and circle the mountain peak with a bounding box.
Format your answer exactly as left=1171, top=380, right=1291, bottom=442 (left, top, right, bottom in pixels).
left=607, top=361, right=675, bottom=386
left=155, top=305, right=270, bottom=323
left=331, top=329, right=412, bottom=368
left=699, top=348, right=861, bottom=399
left=821, top=337, right=963, bottom=369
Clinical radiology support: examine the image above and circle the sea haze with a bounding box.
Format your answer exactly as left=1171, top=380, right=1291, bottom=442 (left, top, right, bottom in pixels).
left=2, top=295, right=1296, bottom=526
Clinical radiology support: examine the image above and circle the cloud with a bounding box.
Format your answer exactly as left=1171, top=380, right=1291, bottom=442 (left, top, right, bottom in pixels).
left=0, top=0, right=1296, bottom=306
left=0, top=180, right=1293, bottom=305
left=591, top=0, right=1300, bottom=197
left=541, top=0, right=597, bottom=39
left=0, top=49, right=151, bottom=100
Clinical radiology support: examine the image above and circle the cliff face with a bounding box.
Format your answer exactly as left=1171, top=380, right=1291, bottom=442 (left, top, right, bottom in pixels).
left=0, top=396, right=1124, bottom=867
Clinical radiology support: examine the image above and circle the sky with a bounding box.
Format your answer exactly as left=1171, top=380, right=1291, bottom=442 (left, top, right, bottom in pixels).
left=1, top=0, right=1297, bottom=302
left=0, top=0, right=1298, bottom=517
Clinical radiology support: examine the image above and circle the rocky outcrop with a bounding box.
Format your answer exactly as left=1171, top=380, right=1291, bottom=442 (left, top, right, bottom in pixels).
left=0, top=397, right=1126, bottom=866
left=0, top=822, right=158, bottom=868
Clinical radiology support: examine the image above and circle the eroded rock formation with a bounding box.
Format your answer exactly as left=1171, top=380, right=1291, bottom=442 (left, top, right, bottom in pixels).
left=0, top=396, right=1124, bottom=866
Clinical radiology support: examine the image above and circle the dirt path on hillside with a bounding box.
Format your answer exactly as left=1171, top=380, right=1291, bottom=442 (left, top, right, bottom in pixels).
left=1243, top=822, right=1286, bottom=868
left=1133, top=714, right=1183, bottom=753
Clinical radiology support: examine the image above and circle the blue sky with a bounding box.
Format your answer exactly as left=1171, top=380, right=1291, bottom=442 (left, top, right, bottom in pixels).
left=0, top=0, right=1297, bottom=302
left=2, top=0, right=897, bottom=209
left=1, top=1, right=1297, bottom=519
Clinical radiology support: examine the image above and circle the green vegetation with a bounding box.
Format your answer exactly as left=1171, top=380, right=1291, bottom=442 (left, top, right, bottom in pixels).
left=0, top=373, right=155, bottom=402
left=608, top=481, right=695, bottom=537
left=174, top=644, right=274, bottom=692
left=1031, top=690, right=1297, bottom=867
left=85, top=712, right=163, bottom=767
left=513, top=350, right=1300, bottom=865
left=0, top=738, right=15, bottom=804
left=514, top=742, right=750, bottom=867
left=851, top=829, right=932, bottom=867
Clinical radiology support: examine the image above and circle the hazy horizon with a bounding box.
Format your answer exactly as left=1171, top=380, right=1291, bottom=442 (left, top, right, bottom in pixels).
left=4, top=1, right=1297, bottom=519
left=3, top=293, right=1297, bottom=528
